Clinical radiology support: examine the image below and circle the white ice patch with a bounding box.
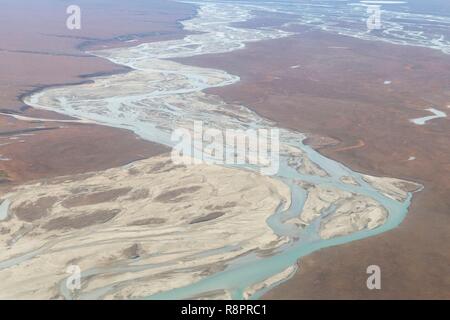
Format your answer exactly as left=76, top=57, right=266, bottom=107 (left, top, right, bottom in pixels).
left=410, top=108, right=447, bottom=125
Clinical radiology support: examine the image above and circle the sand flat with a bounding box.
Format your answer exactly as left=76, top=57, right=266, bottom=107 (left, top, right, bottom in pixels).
left=0, top=154, right=290, bottom=299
